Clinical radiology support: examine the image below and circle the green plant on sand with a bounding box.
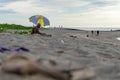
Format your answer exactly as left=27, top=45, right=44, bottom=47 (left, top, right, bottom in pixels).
left=0, top=23, right=48, bottom=34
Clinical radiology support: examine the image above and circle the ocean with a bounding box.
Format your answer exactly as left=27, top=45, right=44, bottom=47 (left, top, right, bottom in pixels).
left=66, top=27, right=120, bottom=31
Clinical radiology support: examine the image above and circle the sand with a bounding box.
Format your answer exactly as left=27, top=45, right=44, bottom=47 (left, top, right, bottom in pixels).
left=0, top=28, right=120, bottom=80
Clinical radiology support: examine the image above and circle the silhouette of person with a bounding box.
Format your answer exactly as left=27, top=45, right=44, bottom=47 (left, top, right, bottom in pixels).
left=91, top=30, right=94, bottom=36
left=96, top=30, right=99, bottom=36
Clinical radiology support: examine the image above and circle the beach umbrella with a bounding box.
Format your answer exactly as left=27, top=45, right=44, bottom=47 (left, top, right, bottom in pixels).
left=29, top=15, right=50, bottom=27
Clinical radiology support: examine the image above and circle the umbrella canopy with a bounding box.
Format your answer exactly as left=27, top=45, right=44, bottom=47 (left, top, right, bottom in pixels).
left=29, top=15, right=50, bottom=27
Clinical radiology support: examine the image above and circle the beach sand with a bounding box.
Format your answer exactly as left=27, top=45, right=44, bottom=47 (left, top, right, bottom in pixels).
left=0, top=28, right=120, bottom=80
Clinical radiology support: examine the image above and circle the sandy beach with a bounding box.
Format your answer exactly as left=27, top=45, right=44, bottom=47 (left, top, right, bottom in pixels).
left=0, top=28, right=120, bottom=80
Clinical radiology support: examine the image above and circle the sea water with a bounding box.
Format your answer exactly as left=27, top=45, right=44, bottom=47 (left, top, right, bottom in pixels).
left=50, top=26, right=120, bottom=31
left=69, top=27, right=120, bottom=31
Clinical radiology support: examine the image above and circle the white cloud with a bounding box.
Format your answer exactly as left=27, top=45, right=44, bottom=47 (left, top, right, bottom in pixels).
left=49, top=1, right=120, bottom=28
left=0, top=0, right=90, bottom=15
left=0, top=1, right=54, bottom=14
left=1, top=0, right=120, bottom=28
left=54, top=0, right=90, bottom=8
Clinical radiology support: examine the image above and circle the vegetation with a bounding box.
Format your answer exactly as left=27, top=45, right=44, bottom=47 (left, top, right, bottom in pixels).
left=0, top=23, right=48, bottom=34
left=0, top=23, right=32, bottom=30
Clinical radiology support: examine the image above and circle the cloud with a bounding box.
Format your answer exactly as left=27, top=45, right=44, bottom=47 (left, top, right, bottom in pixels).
left=0, top=1, right=54, bottom=15
left=87, top=0, right=120, bottom=9
left=2, top=0, right=116, bottom=15
left=49, top=0, right=120, bottom=27
left=0, top=9, right=16, bottom=14
left=1, top=0, right=120, bottom=27
left=32, top=0, right=90, bottom=8
left=76, top=2, right=120, bottom=27
left=0, top=0, right=25, bottom=3
left=0, top=0, right=90, bottom=15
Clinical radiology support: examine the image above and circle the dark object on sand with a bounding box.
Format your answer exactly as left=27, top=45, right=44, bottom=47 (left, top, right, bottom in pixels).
left=69, top=35, right=77, bottom=38
left=56, top=50, right=64, bottom=53
left=13, top=47, right=30, bottom=52
left=86, top=35, right=89, bottom=37
left=0, top=47, right=10, bottom=52
left=0, top=47, right=29, bottom=52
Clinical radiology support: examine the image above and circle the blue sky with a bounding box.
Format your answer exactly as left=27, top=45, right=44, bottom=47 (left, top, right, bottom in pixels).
left=0, top=0, right=120, bottom=28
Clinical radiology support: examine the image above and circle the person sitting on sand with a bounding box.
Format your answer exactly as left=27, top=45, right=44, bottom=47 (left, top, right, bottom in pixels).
left=31, top=23, right=41, bottom=34
left=31, top=23, right=52, bottom=37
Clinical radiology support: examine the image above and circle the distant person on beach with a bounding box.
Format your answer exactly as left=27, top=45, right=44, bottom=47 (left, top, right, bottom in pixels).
left=91, top=30, right=94, bottom=36
left=31, top=23, right=41, bottom=34
left=96, top=30, right=99, bottom=36
left=111, top=29, right=112, bottom=32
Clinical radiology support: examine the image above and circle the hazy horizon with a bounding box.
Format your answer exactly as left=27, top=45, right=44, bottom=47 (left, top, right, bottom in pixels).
left=1, top=0, right=120, bottom=28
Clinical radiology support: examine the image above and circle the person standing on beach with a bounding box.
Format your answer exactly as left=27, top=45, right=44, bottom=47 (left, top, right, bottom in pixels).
left=96, top=30, right=99, bottom=36
left=91, top=30, right=94, bottom=36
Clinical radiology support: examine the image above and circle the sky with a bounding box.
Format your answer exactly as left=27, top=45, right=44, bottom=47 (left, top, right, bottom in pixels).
left=0, top=0, right=120, bottom=28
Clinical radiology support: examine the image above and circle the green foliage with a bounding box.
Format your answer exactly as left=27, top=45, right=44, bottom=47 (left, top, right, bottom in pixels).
left=0, top=23, right=32, bottom=30
left=0, top=23, right=48, bottom=34
left=0, top=28, right=5, bottom=32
